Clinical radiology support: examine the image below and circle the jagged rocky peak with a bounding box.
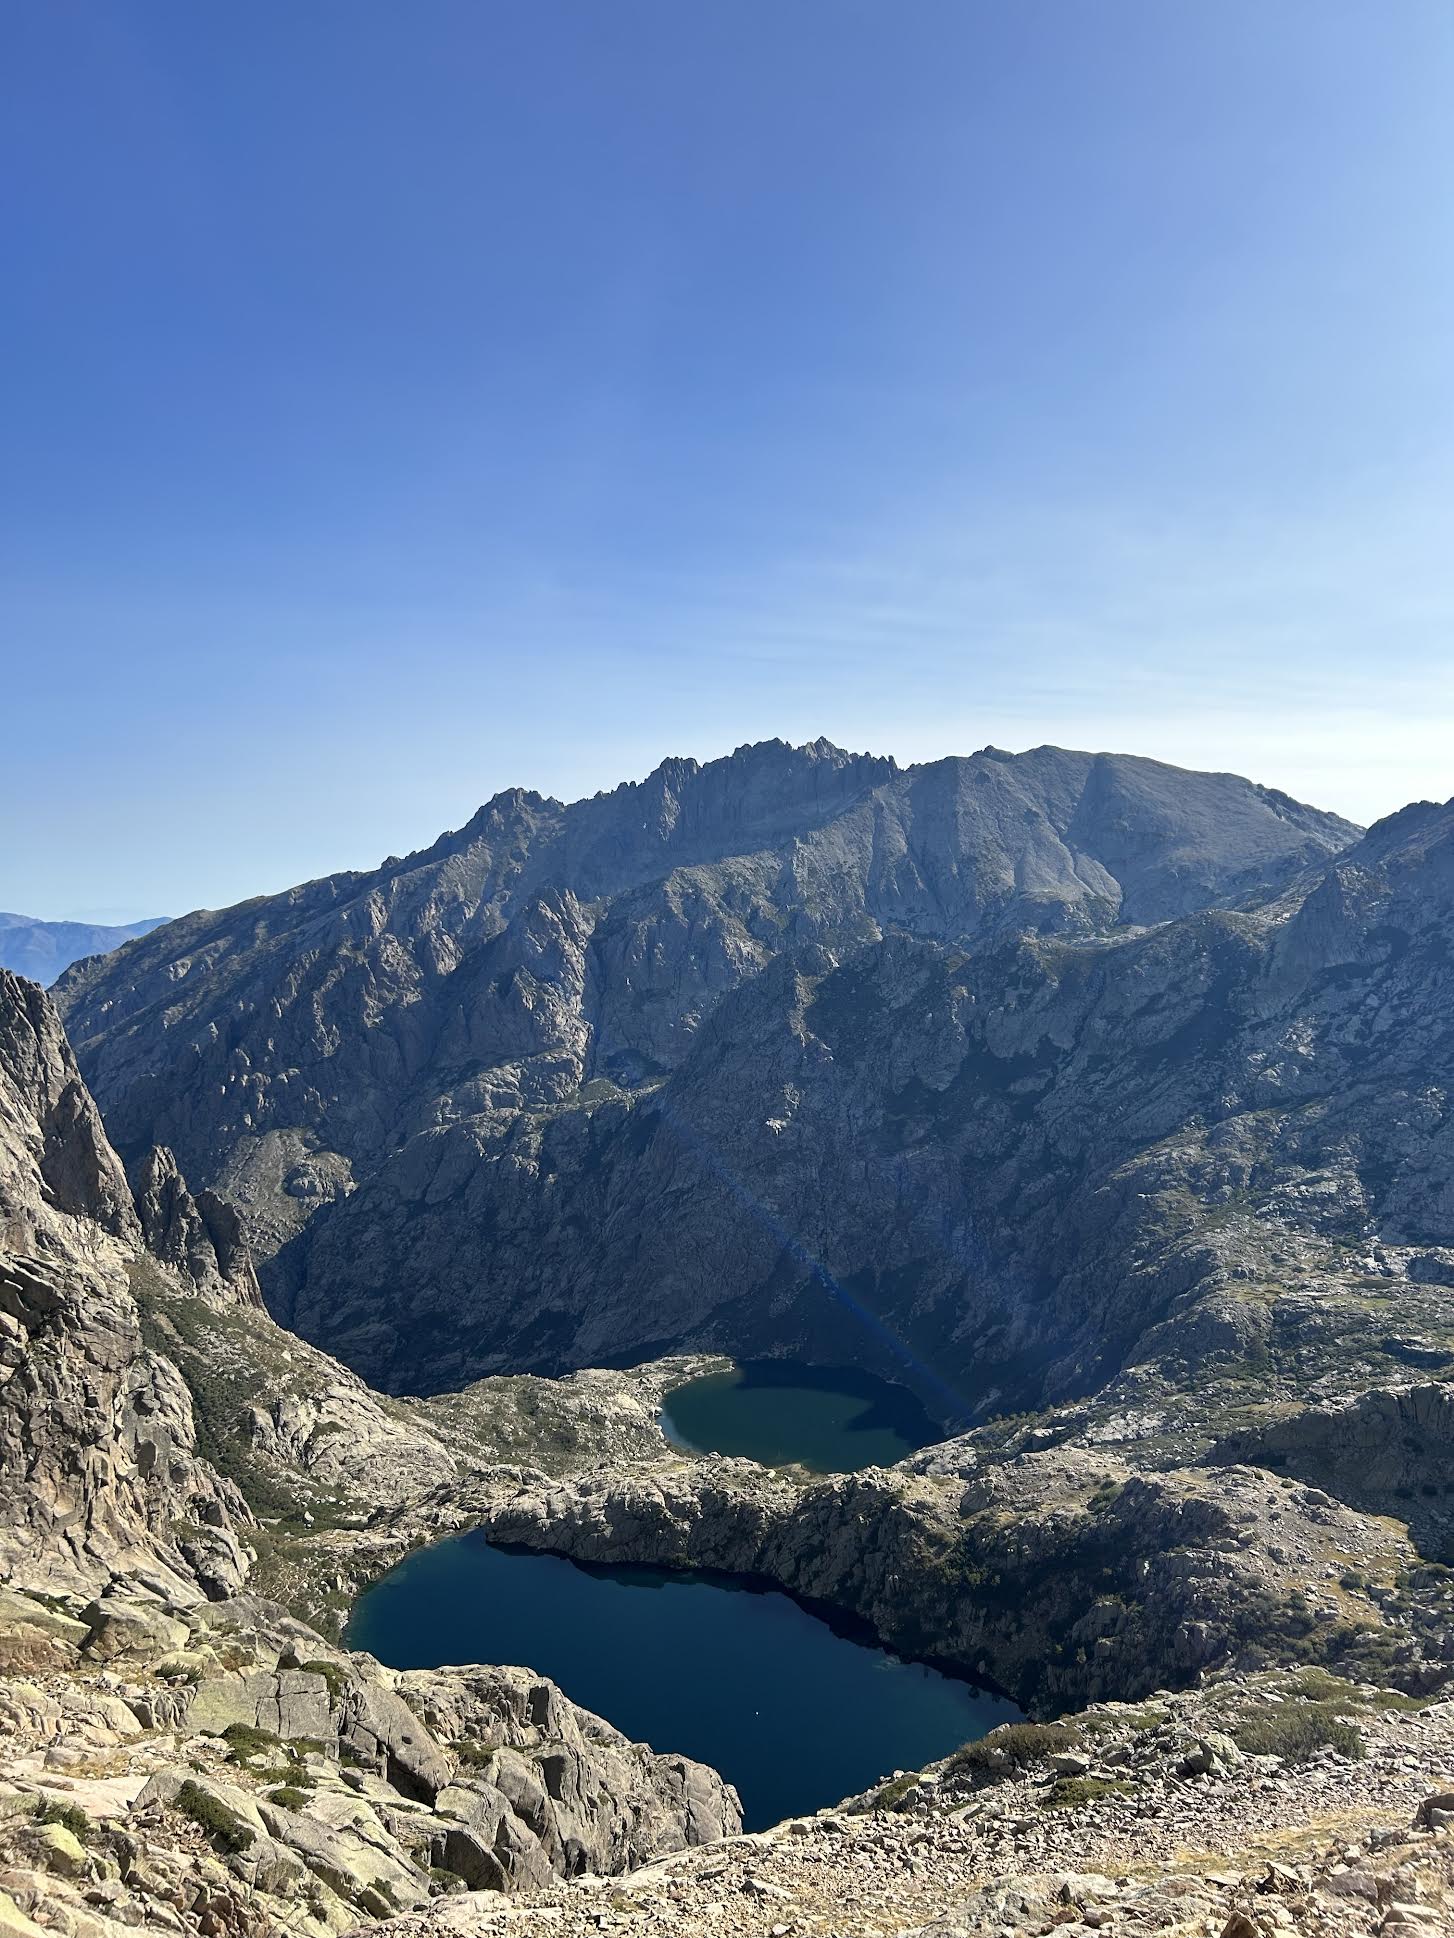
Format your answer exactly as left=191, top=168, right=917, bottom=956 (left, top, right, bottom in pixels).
left=48, top=739, right=1370, bottom=1395
left=1275, top=794, right=1454, bottom=978
left=0, top=966, right=139, bottom=1256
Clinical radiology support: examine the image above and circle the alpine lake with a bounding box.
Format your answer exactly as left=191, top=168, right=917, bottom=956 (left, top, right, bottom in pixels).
left=347, top=1362, right=1019, bottom=1831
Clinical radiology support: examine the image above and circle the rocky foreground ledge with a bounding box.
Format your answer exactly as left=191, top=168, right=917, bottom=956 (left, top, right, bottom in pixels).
left=368, top=1679, right=1454, bottom=1938
left=0, top=1579, right=738, bottom=1937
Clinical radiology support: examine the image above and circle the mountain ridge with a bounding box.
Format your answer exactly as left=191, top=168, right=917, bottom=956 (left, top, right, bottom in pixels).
left=0, top=911, right=166, bottom=985
left=52, top=737, right=1368, bottom=1397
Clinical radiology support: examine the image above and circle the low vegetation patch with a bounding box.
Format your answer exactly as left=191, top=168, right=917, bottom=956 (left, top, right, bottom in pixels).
left=872, top=1775, right=917, bottom=1810
left=1040, top=1776, right=1132, bottom=1810
left=453, top=1739, right=497, bottom=1769
left=300, top=1659, right=347, bottom=1703
left=1094, top=1705, right=1168, bottom=1733
left=35, top=1799, right=90, bottom=1841
left=221, top=1722, right=282, bottom=1761
left=1232, top=1700, right=1365, bottom=1764
left=267, top=1785, right=310, bottom=1812
left=1285, top=1668, right=1425, bottom=1713
left=175, top=1780, right=256, bottom=1854
left=947, top=1722, right=1080, bottom=1776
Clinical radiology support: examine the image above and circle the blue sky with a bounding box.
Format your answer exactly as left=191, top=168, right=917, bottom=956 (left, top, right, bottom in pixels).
left=4, top=1, right=1452, bottom=920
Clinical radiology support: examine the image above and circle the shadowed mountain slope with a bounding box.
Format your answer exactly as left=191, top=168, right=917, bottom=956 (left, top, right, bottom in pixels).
left=52, top=739, right=1363, bottom=1396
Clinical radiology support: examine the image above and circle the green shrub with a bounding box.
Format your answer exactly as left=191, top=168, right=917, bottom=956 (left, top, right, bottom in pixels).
left=267, top=1785, right=310, bottom=1812
left=429, top=1867, right=468, bottom=1895
left=175, top=1780, right=255, bottom=1853
left=1232, top=1701, right=1365, bottom=1764
left=873, top=1775, right=917, bottom=1810
left=299, top=1660, right=347, bottom=1704
left=453, top=1739, right=497, bottom=1769
left=947, top=1722, right=1080, bottom=1776
left=1040, top=1776, right=1131, bottom=1810
left=221, top=1722, right=282, bottom=1762
left=35, top=1799, right=90, bottom=1841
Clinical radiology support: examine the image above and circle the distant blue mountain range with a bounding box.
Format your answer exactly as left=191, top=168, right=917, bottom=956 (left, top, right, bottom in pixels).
left=0, top=912, right=167, bottom=985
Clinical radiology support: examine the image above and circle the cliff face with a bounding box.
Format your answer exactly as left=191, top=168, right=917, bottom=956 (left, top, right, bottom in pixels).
left=0, top=967, right=140, bottom=1258
left=0, top=968, right=249, bottom=1597
left=0, top=972, right=740, bottom=1930
left=50, top=741, right=1361, bottom=1395
left=271, top=799, right=1454, bottom=1414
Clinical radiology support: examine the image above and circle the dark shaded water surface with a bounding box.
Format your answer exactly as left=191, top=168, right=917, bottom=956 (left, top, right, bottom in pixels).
left=659, top=1360, right=942, bottom=1472
left=346, top=1532, right=1019, bottom=1830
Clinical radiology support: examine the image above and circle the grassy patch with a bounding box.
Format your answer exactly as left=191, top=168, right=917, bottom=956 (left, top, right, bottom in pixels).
left=1233, top=1701, right=1365, bottom=1764
left=1040, top=1776, right=1132, bottom=1810
left=35, top=1799, right=90, bottom=1841
left=873, top=1775, right=917, bottom=1810
left=947, top=1722, right=1080, bottom=1776
left=267, top=1785, right=310, bottom=1812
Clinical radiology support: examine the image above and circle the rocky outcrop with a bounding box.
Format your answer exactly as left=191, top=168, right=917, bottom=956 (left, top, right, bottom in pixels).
left=50, top=741, right=1359, bottom=1393
left=1212, top=1383, right=1454, bottom=1557
left=0, top=972, right=251, bottom=1598
left=0, top=1246, right=252, bottom=1602
left=131, top=1144, right=263, bottom=1304
left=0, top=1581, right=739, bottom=1936
left=465, top=1443, right=1441, bottom=1717
left=0, top=968, right=138, bottom=1257
left=368, top=1679, right=1454, bottom=1938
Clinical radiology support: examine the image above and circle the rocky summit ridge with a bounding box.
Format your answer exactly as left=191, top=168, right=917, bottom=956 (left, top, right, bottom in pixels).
left=51, top=738, right=1363, bottom=1396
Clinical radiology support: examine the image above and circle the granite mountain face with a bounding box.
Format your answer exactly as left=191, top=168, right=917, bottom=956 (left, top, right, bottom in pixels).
left=51, top=737, right=1379, bottom=1400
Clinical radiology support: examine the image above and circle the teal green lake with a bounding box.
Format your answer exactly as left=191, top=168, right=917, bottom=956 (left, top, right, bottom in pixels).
left=660, top=1360, right=942, bottom=1472
left=346, top=1533, right=1020, bottom=1830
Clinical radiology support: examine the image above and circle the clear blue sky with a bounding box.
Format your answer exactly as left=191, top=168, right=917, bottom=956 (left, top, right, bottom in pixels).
left=4, top=1, right=1451, bottom=919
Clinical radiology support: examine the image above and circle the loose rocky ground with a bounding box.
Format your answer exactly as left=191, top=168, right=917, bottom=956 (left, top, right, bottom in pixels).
left=368, top=1681, right=1454, bottom=1938
left=0, top=1580, right=739, bottom=1937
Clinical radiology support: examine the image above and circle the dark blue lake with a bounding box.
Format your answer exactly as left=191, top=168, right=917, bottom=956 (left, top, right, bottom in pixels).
left=346, top=1531, right=1019, bottom=1830
left=659, top=1360, right=942, bottom=1473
